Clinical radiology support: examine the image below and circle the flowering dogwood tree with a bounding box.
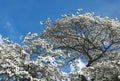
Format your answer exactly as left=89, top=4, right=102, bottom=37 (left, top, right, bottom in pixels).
left=41, top=10, right=120, bottom=81
left=0, top=35, right=65, bottom=81
left=0, top=10, right=120, bottom=81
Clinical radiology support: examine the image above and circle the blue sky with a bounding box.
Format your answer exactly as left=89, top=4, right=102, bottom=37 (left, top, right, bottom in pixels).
left=0, top=0, right=120, bottom=43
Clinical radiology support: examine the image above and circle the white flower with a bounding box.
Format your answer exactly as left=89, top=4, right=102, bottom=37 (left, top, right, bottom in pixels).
left=21, top=50, right=28, bottom=54
left=40, top=21, right=44, bottom=25
left=118, top=75, right=120, bottom=79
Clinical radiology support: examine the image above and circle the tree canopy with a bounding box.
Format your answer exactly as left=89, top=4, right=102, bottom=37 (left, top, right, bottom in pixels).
left=0, top=10, right=120, bottom=81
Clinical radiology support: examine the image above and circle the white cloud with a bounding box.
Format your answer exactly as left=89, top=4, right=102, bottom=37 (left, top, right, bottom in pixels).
left=3, top=21, right=18, bottom=42
left=0, top=35, right=3, bottom=43
left=70, top=58, right=86, bottom=73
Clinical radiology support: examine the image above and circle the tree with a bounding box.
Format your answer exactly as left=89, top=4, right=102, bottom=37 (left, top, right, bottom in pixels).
left=0, top=10, right=120, bottom=81
left=41, top=11, right=120, bottom=66
left=0, top=35, right=65, bottom=81
left=41, top=10, right=120, bottom=81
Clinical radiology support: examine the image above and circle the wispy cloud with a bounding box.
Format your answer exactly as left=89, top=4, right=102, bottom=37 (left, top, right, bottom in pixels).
left=3, top=21, right=19, bottom=42
left=94, top=1, right=120, bottom=18
left=6, top=21, right=12, bottom=27
left=4, top=21, right=15, bottom=33
left=0, top=35, right=3, bottom=43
